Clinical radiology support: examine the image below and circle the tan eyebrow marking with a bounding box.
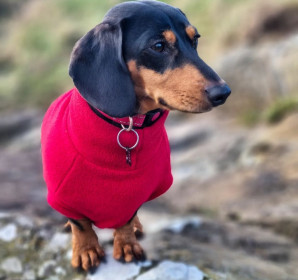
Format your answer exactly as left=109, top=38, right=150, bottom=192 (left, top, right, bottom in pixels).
left=186, top=25, right=196, bottom=40
left=162, top=30, right=176, bottom=44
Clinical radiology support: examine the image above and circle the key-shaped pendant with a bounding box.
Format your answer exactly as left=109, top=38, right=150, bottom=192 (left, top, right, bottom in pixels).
left=125, top=148, right=132, bottom=166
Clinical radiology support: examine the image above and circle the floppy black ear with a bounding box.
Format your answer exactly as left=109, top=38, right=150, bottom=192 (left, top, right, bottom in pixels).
left=69, top=22, right=136, bottom=117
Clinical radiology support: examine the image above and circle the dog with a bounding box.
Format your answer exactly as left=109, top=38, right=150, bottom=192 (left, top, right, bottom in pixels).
left=41, top=0, right=231, bottom=271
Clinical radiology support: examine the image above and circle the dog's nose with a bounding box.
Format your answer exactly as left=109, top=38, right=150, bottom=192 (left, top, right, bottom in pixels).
left=205, top=84, right=231, bottom=107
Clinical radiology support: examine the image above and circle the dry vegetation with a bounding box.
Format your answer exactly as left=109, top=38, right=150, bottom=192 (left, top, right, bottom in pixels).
left=0, top=0, right=298, bottom=119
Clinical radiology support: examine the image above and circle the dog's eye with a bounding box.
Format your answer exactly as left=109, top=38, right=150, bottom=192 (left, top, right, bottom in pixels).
left=151, top=42, right=165, bottom=53
left=192, top=34, right=201, bottom=49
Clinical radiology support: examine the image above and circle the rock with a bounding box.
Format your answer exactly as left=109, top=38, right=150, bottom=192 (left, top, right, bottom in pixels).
left=164, top=216, right=201, bottom=234
left=170, top=130, right=211, bottom=152
left=54, top=266, right=66, bottom=276
left=7, top=125, right=41, bottom=152
left=245, top=4, right=298, bottom=44
left=65, top=249, right=72, bottom=260
left=1, top=257, right=22, bottom=273
left=138, top=209, right=201, bottom=235
left=143, top=217, right=298, bottom=280
left=166, top=112, right=247, bottom=186
left=45, top=232, right=70, bottom=251
left=138, top=260, right=153, bottom=268
left=86, top=251, right=141, bottom=280
left=15, top=215, right=34, bottom=228
left=93, top=227, right=114, bottom=243
left=216, top=33, right=298, bottom=113
left=0, top=223, right=17, bottom=242
left=0, top=212, right=11, bottom=219
left=136, top=261, right=205, bottom=280
left=37, top=260, right=57, bottom=278
left=46, top=276, right=60, bottom=280
left=0, top=110, right=40, bottom=144
left=0, top=272, right=6, bottom=280
left=23, top=270, right=36, bottom=280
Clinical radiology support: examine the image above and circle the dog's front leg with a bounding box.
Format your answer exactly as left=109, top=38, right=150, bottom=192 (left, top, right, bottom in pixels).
left=132, top=215, right=144, bottom=238
left=113, top=215, right=145, bottom=262
left=69, top=219, right=105, bottom=271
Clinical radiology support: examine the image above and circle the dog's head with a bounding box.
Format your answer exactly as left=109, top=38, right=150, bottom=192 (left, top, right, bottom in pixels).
left=69, top=0, right=231, bottom=117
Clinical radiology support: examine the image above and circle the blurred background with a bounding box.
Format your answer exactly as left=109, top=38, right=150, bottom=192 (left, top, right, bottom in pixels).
left=0, top=0, right=298, bottom=279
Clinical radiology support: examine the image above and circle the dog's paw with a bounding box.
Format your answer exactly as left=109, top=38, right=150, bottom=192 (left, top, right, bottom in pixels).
left=113, top=224, right=145, bottom=262
left=71, top=243, right=105, bottom=271
left=113, top=236, right=145, bottom=262
left=70, top=219, right=105, bottom=271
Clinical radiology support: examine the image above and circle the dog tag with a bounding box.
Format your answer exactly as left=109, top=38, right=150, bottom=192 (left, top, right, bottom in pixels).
left=117, top=128, right=139, bottom=166
left=125, top=148, right=132, bottom=166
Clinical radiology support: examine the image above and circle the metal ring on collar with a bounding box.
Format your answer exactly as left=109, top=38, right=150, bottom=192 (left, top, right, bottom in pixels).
left=121, top=116, right=133, bottom=131
left=117, top=128, right=139, bottom=150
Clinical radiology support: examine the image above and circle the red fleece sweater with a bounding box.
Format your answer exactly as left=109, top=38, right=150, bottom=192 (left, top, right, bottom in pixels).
left=41, top=88, right=173, bottom=228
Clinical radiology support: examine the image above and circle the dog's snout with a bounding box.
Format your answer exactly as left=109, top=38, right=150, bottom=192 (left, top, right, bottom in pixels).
left=205, top=84, right=231, bottom=107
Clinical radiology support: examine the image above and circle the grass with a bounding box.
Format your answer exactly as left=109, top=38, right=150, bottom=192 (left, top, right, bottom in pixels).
left=239, top=97, right=298, bottom=126
left=264, top=97, right=298, bottom=124
left=0, top=0, right=118, bottom=110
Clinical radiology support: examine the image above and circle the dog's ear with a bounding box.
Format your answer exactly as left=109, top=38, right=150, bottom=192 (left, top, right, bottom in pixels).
left=69, top=22, right=136, bottom=117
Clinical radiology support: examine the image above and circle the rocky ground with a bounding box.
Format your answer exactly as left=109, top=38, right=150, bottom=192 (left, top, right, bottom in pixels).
left=0, top=107, right=298, bottom=280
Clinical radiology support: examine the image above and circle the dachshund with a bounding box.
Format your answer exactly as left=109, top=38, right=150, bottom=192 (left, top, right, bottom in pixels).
left=41, top=0, right=231, bottom=271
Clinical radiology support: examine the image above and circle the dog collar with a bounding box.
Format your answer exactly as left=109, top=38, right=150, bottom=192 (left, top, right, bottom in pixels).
left=89, top=105, right=164, bottom=129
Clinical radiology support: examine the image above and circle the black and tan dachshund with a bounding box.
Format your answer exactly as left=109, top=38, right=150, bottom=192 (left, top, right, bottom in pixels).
left=41, top=0, right=231, bottom=271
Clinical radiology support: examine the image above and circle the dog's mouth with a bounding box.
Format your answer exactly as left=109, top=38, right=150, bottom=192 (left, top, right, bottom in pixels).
left=158, top=97, right=175, bottom=110
left=135, top=90, right=216, bottom=114
left=161, top=99, right=213, bottom=113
